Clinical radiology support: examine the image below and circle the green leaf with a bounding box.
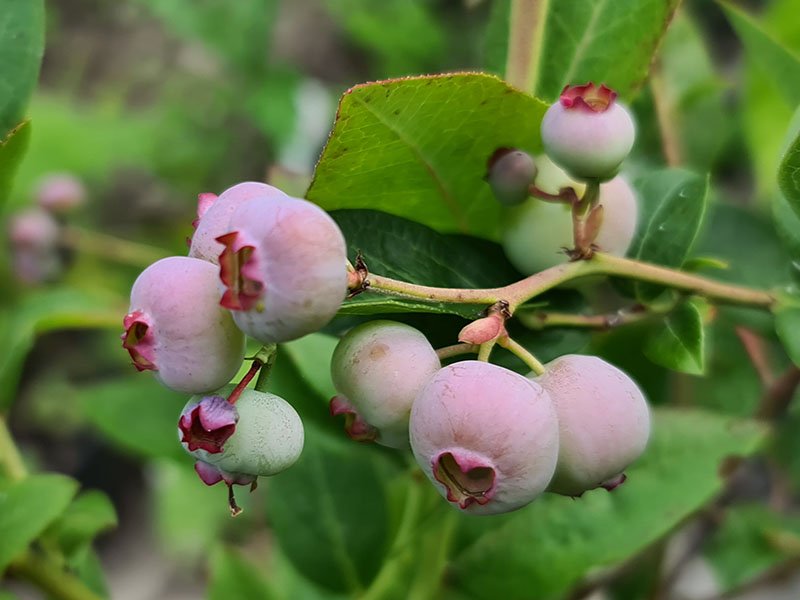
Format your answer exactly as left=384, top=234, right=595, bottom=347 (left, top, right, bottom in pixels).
left=267, top=426, right=393, bottom=593
left=630, top=169, right=709, bottom=303
left=704, top=504, right=800, bottom=593
left=80, top=377, right=188, bottom=462
left=0, top=474, right=78, bottom=572
left=308, top=74, right=547, bottom=240
left=644, top=302, right=705, bottom=375
left=0, top=287, right=123, bottom=410
left=778, top=122, right=800, bottom=217
left=332, top=209, right=524, bottom=317
left=775, top=306, right=800, bottom=368
left=208, top=546, right=279, bottom=600
left=0, top=121, right=31, bottom=210
left=484, top=0, right=680, bottom=100
left=0, top=0, right=44, bottom=138
left=450, top=408, right=766, bottom=600
left=282, top=334, right=338, bottom=401
left=45, top=491, right=117, bottom=559
left=720, top=2, right=800, bottom=107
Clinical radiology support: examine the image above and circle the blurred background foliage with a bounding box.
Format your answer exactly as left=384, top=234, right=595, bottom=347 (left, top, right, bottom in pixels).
left=2, top=0, right=800, bottom=599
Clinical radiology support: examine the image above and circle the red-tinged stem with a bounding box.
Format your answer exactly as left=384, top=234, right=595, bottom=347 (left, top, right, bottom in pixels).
left=227, top=360, right=262, bottom=405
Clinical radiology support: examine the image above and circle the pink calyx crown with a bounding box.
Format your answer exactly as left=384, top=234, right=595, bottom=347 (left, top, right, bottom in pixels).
left=121, top=311, right=156, bottom=372
left=433, top=450, right=497, bottom=509
left=559, top=83, right=617, bottom=113
left=217, top=231, right=264, bottom=311
left=179, top=395, right=238, bottom=454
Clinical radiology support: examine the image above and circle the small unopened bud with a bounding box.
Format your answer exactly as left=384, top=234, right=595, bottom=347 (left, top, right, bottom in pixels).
left=486, top=149, right=537, bottom=206
left=458, top=313, right=506, bottom=345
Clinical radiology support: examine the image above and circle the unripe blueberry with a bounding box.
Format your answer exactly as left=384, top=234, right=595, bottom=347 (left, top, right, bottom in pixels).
left=502, top=166, right=637, bottom=274
left=534, top=354, right=651, bottom=496
left=35, top=173, right=86, bottom=214
left=217, top=194, right=347, bottom=343
left=330, top=320, right=440, bottom=448
left=180, top=387, right=304, bottom=485
left=410, top=361, right=559, bottom=515
left=541, top=83, right=635, bottom=181
left=189, top=182, right=288, bottom=264
left=122, top=256, right=245, bottom=393
left=486, top=148, right=537, bottom=206
left=8, top=208, right=62, bottom=284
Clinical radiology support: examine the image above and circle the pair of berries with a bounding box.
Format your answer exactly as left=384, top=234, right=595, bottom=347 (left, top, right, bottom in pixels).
left=488, top=83, right=638, bottom=274
left=330, top=321, right=651, bottom=515
left=122, top=182, right=349, bottom=495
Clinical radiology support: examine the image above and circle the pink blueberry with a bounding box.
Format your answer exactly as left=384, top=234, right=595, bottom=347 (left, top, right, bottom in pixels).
left=35, top=173, right=87, bottom=214
left=8, top=208, right=62, bottom=284
left=410, top=360, right=559, bottom=515
left=122, top=256, right=245, bottom=393
left=534, top=354, right=651, bottom=496
left=330, top=320, right=440, bottom=448
left=486, top=148, right=537, bottom=206
left=217, top=194, right=347, bottom=343
left=541, top=83, right=635, bottom=181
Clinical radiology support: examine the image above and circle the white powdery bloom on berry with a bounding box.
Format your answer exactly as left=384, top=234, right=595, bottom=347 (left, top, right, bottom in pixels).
left=410, top=360, right=559, bottom=516
left=122, top=256, right=245, bottom=393
left=217, top=194, right=347, bottom=343
left=541, top=83, right=635, bottom=181
left=534, top=354, right=651, bottom=496
left=330, top=320, right=440, bottom=448
left=486, top=148, right=537, bottom=207
left=189, top=182, right=288, bottom=264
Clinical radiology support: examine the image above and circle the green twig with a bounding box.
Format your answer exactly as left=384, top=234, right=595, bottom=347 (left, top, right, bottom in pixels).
left=505, top=0, right=550, bottom=92
left=8, top=550, right=104, bottom=600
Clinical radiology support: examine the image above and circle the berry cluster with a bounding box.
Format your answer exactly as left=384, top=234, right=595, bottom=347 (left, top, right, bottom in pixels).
left=121, top=82, right=650, bottom=516
left=8, top=173, right=87, bottom=284
left=121, top=182, right=347, bottom=513
left=330, top=321, right=650, bottom=515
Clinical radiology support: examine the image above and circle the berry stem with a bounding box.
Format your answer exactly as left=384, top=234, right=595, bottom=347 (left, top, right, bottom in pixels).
left=227, top=361, right=262, bottom=405
left=505, top=0, right=550, bottom=93
left=477, top=340, right=496, bottom=362
left=356, top=252, right=774, bottom=314
left=62, top=225, right=170, bottom=268
left=254, top=344, right=278, bottom=393
left=516, top=302, right=667, bottom=330
left=497, top=336, right=546, bottom=375
left=435, top=343, right=479, bottom=361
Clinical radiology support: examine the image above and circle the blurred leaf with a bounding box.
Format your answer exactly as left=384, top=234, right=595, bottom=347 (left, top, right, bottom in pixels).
left=0, top=288, right=123, bottom=410
left=0, top=474, right=78, bottom=572
left=720, top=2, right=800, bottom=107
left=451, top=408, right=766, bottom=600
left=69, top=548, right=110, bottom=599
left=656, top=12, right=730, bottom=169
left=266, top=346, right=336, bottom=430
left=282, top=334, right=338, bottom=401
left=0, top=0, right=44, bottom=138
left=208, top=546, right=278, bottom=600
left=45, top=490, right=117, bottom=560
left=630, top=169, right=709, bottom=303
left=267, top=546, right=350, bottom=600
left=325, top=0, right=446, bottom=77
left=308, top=74, right=547, bottom=240
left=644, top=302, right=705, bottom=375
left=151, top=460, right=238, bottom=562
left=778, top=121, right=800, bottom=217
left=332, top=209, right=522, bottom=317
left=704, top=504, right=800, bottom=593
left=484, top=0, right=680, bottom=100
left=267, top=426, right=392, bottom=593
left=0, top=121, right=31, bottom=210
left=775, top=306, right=800, bottom=368
left=80, top=377, right=188, bottom=462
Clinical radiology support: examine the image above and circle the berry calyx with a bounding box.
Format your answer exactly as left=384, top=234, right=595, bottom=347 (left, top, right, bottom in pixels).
left=410, top=360, right=559, bottom=515
left=541, top=83, right=635, bottom=181
left=178, top=395, right=238, bottom=453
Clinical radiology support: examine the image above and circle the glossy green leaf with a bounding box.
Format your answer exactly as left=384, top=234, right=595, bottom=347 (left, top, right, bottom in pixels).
left=484, top=0, right=680, bottom=100
left=208, top=546, right=278, bottom=600
left=0, top=474, right=78, bottom=572
left=267, top=426, right=392, bottom=593
left=308, top=74, right=547, bottom=240
left=778, top=122, right=800, bottom=216
left=46, top=491, right=117, bottom=559
left=704, top=504, right=800, bottom=593
left=631, top=169, right=709, bottom=303
left=80, top=377, right=188, bottom=462
left=720, top=2, right=800, bottom=107
left=451, top=409, right=766, bottom=600
left=0, top=0, right=44, bottom=138
left=0, top=121, right=31, bottom=210
left=644, top=302, right=705, bottom=375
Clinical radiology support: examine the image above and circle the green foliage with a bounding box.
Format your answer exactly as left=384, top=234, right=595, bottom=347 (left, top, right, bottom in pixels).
left=0, top=121, right=31, bottom=210
left=0, top=474, right=78, bottom=572
left=485, top=0, right=680, bottom=100
left=775, top=306, right=800, bottom=369
left=208, top=546, right=278, bottom=600
left=450, top=409, right=766, bottom=600
left=644, top=301, right=706, bottom=375
left=0, top=0, right=44, bottom=138
left=308, top=74, right=547, bottom=240
left=267, top=426, right=395, bottom=594
left=44, top=491, right=117, bottom=560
